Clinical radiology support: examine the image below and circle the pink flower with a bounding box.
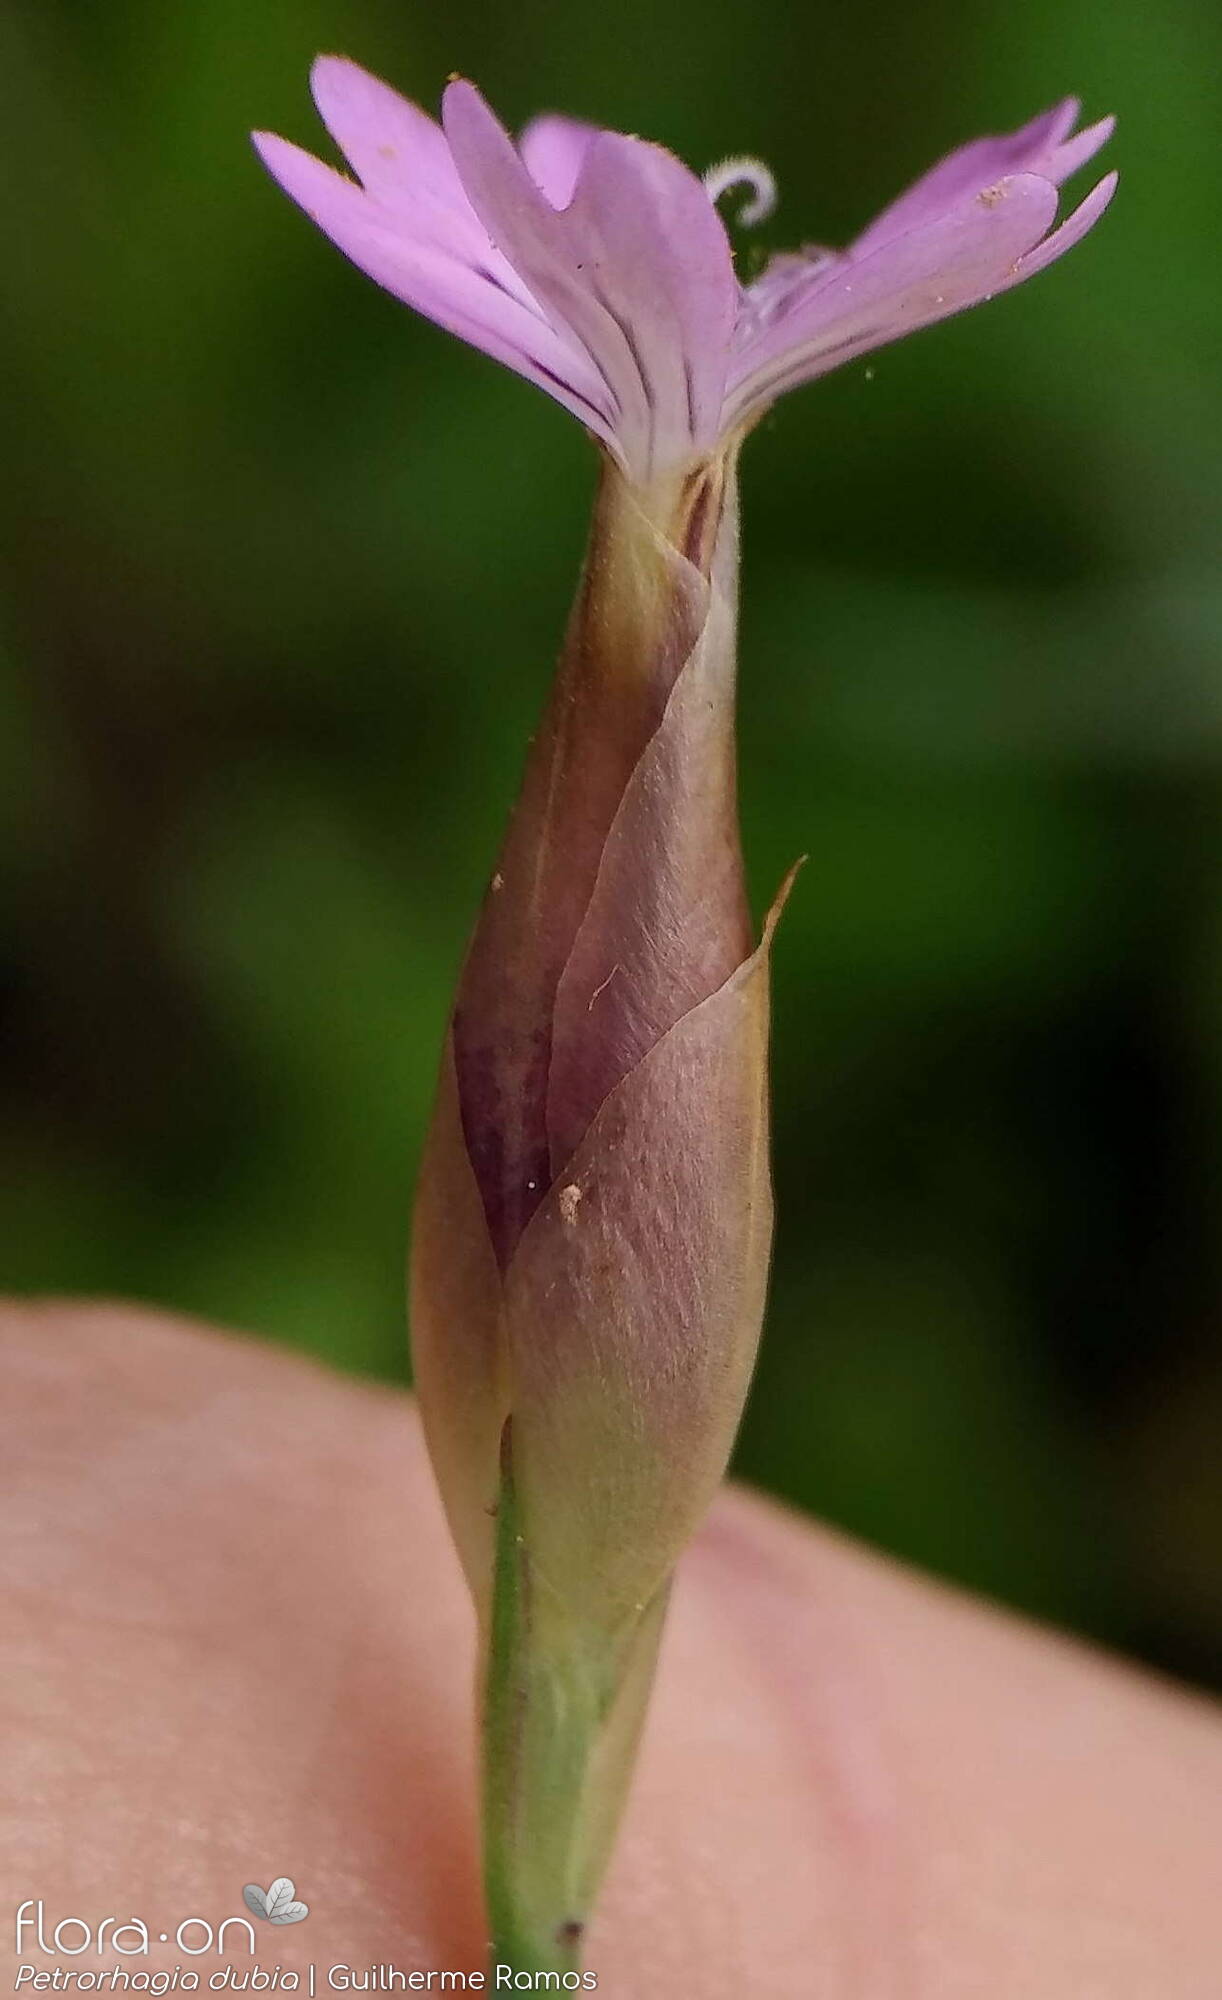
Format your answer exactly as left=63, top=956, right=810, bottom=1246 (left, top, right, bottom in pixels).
left=253, top=63, right=1117, bottom=1974
left=254, top=59, right=1115, bottom=485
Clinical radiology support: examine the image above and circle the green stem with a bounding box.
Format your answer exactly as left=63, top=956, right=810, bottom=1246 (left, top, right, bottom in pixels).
left=482, top=1422, right=588, bottom=1977
left=481, top=1422, right=671, bottom=1981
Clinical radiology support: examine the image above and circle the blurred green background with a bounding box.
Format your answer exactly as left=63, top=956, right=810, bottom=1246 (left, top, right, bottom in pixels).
left=3, top=0, right=1219, bottom=1685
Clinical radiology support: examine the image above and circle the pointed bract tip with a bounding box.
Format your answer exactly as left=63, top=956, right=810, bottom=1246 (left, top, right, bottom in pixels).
left=761, top=855, right=806, bottom=947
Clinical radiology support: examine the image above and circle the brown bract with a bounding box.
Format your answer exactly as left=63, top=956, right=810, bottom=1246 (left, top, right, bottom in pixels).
left=409, top=453, right=786, bottom=1957
left=450, top=456, right=749, bottom=1269
left=411, top=452, right=779, bottom=1625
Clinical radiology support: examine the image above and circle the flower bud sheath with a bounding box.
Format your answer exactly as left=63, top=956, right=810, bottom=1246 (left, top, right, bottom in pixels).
left=410, top=451, right=781, bottom=1963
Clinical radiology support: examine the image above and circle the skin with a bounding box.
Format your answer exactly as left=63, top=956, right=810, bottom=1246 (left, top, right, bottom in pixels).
left=3, top=1301, right=1220, bottom=1998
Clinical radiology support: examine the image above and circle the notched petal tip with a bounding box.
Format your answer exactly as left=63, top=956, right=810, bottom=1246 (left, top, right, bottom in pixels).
left=250, top=129, right=369, bottom=231
left=254, top=72, right=621, bottom=449
left=1015, top=167, right=1118, bottom=281
left=726, top=166, right=1065, bottom=426
left=1024, top=95, right=1081, bottom=158
left=520, top=111, right=600, bottom=210
left=1048, top=112, right=1116, bottom=184
left=250, top=128, right=350, bottom=194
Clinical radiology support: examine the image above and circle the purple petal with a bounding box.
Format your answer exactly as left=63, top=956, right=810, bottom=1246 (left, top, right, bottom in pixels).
left=306, top=58, right=545, bottom=324
left=519, top=114, right=597, bottom=209
left=252, top=131, right=617, bottom=443
left=1043, top=115, right=1115, bottom=186
left=1004, top=168, right=1118, bottom=283
left=441, top=88, right=642, bottom=445
left=310, top=55, right=470, bottom=212
left=566, top=131, right=740, bottom=463
left=443, top=80, right=738, bottom=481
left=726, top=171, right=1066, bottom=426
left=850, top=99, right=1088, bottom=259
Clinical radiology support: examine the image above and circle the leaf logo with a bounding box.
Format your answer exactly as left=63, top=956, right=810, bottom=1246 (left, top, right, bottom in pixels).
left=242, top=1879, right=310, bottom=1926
